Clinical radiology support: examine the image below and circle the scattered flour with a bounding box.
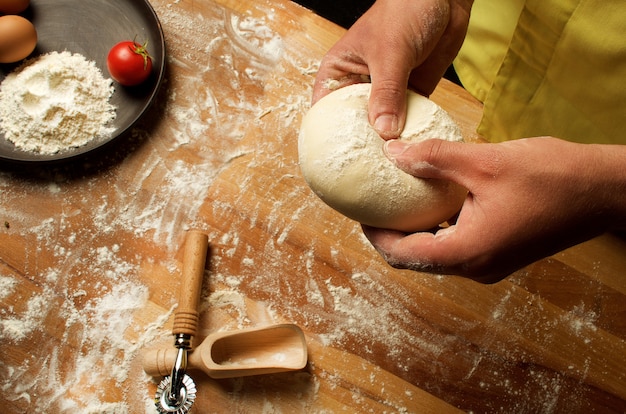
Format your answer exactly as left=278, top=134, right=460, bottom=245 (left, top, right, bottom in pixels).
left=0, top=275, right=16, bottom=299
left=0, top=51, right=116, bottom=154
left=0, top=2, right=304, bottom=412
left=228, top=12, right=283, bottom=63
left=0, top=287, right=50, bottom=341
left=0, top=244, right=162, bottom=413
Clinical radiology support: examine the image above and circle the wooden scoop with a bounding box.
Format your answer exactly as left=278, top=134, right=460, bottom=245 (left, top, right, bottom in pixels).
left=143, top=323, right=308, bottom=379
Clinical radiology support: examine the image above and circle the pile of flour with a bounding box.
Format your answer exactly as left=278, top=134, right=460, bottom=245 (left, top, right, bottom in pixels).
left=0, top=51, right=116, bottom=154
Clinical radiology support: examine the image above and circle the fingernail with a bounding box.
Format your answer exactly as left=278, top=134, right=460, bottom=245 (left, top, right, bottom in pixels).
left=374, top=114, right=398, bottom=136
left=384, top=140, right=408, bottom=157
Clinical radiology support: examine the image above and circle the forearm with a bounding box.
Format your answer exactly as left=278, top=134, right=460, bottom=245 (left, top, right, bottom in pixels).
left=589, top=144, right=626, bottom=230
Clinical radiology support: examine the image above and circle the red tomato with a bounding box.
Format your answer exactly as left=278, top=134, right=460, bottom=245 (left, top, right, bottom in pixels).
left=106, top=40, right=153, bottom=86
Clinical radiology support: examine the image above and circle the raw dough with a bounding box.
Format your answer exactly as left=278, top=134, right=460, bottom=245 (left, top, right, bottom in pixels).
left=298, top=83, right=466, bottom=232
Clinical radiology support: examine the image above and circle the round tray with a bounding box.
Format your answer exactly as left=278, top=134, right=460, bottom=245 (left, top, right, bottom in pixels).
left=0, top=0, right=166, bottom=163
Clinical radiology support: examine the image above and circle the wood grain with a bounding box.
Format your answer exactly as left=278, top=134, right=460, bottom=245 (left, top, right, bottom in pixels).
left=0, top=0, right=624, bottom=413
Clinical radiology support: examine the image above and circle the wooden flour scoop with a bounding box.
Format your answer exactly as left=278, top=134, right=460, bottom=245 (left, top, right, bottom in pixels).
left=146, top=230, right=307, bottom=413
left=143, top=323, right=308, bottom=379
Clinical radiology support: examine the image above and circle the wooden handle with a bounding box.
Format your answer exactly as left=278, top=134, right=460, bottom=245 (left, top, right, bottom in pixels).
left=143, top=347, right=175, bottom=377
left=142, top=347, right=204, bottom=377
left=172, top=230, right=209, bottom=337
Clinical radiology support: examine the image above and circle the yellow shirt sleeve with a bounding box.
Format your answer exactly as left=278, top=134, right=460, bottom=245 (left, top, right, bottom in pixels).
left=454, top=0, right=626, bottom=145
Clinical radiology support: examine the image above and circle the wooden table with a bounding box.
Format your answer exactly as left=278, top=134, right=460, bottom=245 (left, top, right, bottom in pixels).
left=1, top=0, right=625, bottom=412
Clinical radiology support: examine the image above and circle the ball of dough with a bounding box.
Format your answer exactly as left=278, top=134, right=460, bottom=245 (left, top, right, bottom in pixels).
left=298, top=83, right=466, bottom=232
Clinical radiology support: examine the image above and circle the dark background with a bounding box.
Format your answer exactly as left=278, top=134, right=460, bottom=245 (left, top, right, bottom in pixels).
left=292, top=0, right=375, bottom=28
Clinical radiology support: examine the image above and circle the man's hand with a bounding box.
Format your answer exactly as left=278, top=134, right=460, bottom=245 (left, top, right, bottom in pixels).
left=313, top=0, right=472, bottom=139
left=363, top=137, right=626, bottom=283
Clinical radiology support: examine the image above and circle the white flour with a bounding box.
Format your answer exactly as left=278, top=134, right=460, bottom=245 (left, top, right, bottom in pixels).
left=0, top=51, right=116, bottom=154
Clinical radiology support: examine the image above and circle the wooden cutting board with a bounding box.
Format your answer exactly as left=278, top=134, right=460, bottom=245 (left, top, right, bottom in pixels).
left=0, top=0, right=624, bottom=413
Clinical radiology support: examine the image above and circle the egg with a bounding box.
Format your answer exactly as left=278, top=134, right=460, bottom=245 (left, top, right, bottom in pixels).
left=0, top=15, right=37, bottom=63
left=0, top=0, right=30, bottom=14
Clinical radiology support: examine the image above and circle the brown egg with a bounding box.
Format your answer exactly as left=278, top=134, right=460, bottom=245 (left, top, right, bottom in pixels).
left=0, top=0, right=30, bottom=14
left=0, top=15, right=37, bottom=63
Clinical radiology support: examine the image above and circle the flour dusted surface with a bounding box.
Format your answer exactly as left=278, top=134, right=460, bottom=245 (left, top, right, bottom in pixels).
left=0, top=51, right=116, bottom=154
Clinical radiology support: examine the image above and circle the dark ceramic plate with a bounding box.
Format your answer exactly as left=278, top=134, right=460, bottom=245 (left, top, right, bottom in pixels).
left=0, top=0, right=166, bottom=163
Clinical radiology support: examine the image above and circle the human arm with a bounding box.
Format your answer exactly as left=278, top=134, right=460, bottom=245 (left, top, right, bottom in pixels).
left=312, top=0, right=473, bottom=139
left=362, top=138, right=626, bottom=283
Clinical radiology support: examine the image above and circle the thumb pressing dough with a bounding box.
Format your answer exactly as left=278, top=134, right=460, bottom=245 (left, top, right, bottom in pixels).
left=298, top=83, right=466, bottom=232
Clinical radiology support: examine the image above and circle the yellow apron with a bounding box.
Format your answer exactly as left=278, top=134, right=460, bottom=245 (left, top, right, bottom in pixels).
left=454, top=0, right=626, bottom=144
